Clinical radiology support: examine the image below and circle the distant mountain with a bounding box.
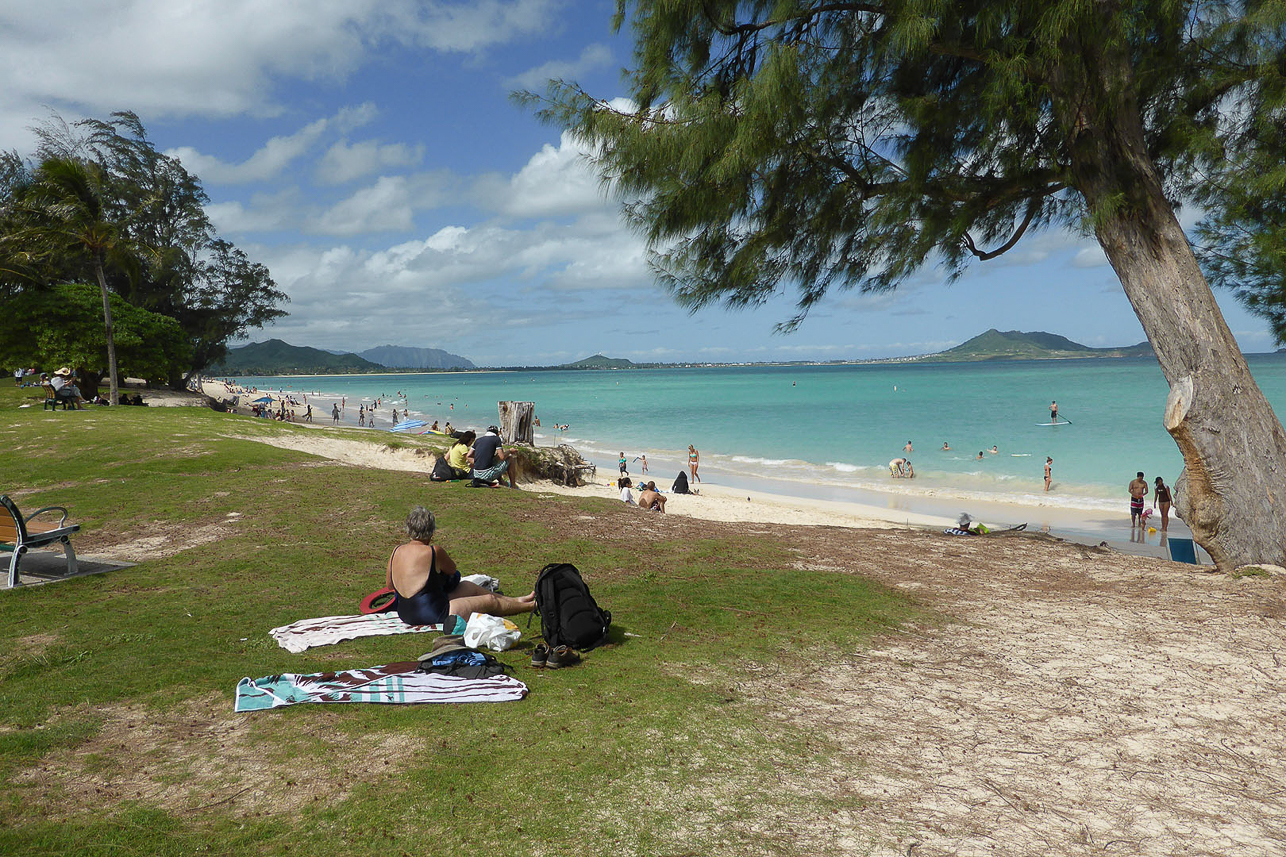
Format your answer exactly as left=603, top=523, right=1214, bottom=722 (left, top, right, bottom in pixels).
left=561, top=354, right=637, bottom=369
left=358, top=345, right=475, bottom=370
left=212, top=339, right=386, bottom=375
left=920, top=329, right=1154, bottom=362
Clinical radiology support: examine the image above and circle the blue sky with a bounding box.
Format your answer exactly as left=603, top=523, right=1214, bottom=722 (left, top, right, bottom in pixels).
left=0, top=1, right=1276, bottom=366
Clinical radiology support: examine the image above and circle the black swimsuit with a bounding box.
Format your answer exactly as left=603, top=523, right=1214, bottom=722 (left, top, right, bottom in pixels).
left=392, top=545, right=462, bottom=626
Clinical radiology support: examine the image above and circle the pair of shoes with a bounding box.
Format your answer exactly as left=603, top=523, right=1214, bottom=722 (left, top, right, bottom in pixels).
left=467, top=478, right=483, bottom=488
left=531, top=643, right=549, bottom=668
left=546, top=645, right=579, bottom=669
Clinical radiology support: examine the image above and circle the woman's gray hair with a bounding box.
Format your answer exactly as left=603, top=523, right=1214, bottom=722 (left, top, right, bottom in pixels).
left=405, top=505, right=436, bottom=541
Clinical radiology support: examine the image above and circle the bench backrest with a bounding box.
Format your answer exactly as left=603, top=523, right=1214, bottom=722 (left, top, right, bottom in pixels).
left=43, top=385, right=56, bottom=400
left=0, top=495, right=25, bottom=544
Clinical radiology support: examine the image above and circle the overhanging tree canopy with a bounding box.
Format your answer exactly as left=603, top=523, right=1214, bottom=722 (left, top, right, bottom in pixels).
left=528, top=0, right=1286, bottom=570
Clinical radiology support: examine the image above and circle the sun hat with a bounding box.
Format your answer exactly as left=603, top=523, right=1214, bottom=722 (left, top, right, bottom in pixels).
left=55, top=367, right=71, bottom=376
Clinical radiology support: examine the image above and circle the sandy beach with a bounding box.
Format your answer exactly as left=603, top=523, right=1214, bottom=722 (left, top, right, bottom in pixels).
left=197, top=378, right=1192, bottom=558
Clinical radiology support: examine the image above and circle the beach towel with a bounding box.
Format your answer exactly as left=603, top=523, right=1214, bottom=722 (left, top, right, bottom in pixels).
left=269, top=613, right=441, bottom=654
left=234, top=662, right=528, bottom=711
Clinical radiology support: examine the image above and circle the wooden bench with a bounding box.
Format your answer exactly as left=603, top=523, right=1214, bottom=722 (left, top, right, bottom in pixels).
left=1, top=495, right=79, bottom=588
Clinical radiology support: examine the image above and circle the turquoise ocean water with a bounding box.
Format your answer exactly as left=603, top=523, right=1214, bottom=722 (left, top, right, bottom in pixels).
left=233, top=355, right=1286, bottom=515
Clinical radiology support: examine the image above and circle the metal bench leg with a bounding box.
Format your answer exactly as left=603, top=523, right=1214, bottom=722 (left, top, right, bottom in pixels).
left=7, top=546, right=24, bottom=588
left=61, top=537, right=78, bottom=577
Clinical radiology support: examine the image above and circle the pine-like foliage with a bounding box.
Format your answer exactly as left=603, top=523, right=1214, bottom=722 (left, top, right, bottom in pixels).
left=523, top=0, right=1286, bottom=337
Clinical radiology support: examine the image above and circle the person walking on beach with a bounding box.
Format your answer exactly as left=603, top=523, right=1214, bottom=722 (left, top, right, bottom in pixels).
left=619, top=452, right=628, bottom=476
left=1044, top=457, right=1053, bottom=492
left=688, top=445, right=701, bottom=482
left=1153, top=476, right=1173, bottom=530
left=1129, top=472, right=1149, bottom=528
left=331, top=403, right=340, bottom=424
left=634, top=453, right=648, bottom=474
left=305, top=404, right=313, bottom=423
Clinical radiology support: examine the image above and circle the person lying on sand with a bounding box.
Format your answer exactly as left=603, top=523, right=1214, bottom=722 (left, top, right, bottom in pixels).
left=387, top=505, right=535, bottom=628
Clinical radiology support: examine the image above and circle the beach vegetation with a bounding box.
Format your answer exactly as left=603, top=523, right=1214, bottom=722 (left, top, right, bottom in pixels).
left=523, top=0, right=1286, bottom=571
left=0, top=282, right=189, bottom=395
left=0, top=386, right=923, bottom=854
left=0, top=112, right=287, bottom=390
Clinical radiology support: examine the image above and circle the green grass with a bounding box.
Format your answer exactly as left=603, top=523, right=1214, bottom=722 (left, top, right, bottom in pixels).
left=0, top=383, right=925, bottom=856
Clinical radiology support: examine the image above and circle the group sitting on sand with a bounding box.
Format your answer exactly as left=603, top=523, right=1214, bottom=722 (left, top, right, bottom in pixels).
left=618, top=477, right=666, bottom=512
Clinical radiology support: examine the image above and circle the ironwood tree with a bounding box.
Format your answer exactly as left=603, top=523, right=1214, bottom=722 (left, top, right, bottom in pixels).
left=1, top=112, right=287, bottom=386
left=525, top=0, right=1286, bottom=570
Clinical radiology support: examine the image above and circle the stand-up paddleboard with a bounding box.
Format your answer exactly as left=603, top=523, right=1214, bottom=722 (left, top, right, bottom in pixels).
left=1035, top=420, right=1072, bottom=426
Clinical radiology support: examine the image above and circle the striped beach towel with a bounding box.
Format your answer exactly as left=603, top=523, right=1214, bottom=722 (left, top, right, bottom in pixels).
left=269, top=613, right=441, bottom=654
left=235, top=662, right=528, bottom=711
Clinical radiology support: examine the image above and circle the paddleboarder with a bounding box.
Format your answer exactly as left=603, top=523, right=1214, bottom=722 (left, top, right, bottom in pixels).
left=1050, top=400, right=1058, bottom=423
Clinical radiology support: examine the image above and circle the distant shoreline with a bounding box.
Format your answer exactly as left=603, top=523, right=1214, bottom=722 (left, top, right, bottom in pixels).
left=199, top=378, right=1194, bottom=562
left=208, top=352, right=1286, bottom=378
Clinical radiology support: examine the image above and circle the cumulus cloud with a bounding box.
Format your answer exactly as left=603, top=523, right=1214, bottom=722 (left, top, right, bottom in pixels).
left=316, top=139, right=425, bottom=184
left=472, top=130, right=608, bottom=218
left=505, top=43, right=614, bottom=90
left=307, top=172, right=457, bottom=235
left=0, top=0, right=557, bottom=150
left=166, top=104, right=378, bottom=184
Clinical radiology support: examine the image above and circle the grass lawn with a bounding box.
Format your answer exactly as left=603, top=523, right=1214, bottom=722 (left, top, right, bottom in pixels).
left=0, top=383, right=925, bottom=856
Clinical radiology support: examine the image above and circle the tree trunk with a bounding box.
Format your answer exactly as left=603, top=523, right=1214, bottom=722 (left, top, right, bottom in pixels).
left=94, top=257, right=119, bottom=407
left=497, top=401, right=535, bottom=445
left=1058, top=49, right=1286, bottom=570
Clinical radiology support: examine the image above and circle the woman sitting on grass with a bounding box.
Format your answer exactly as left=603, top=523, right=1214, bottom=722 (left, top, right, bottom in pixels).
left=445, top=431, right=476, bottom=479
left=387, top=505, right=535, bottom=628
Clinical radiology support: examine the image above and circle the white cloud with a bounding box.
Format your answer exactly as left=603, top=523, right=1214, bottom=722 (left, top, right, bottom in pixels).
left=308, top=172, right=456, bottom=235
left=505, top=43, right=614, bottom=90
left=166, top=104, right=379, bottom=184
left=1072, top=245, right=1110, bottom=268
left=473, top=130, right=608, bottom=218
left=0, top=1, right=557, bottom=149
left=316, top=139, right=425, bottom=184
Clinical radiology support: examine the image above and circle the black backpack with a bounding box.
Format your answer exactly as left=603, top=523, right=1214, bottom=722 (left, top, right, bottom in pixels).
left=672, top=471, right=690, bottom=494
left=532, top=563, right=611, bottom=651
left=430, top=455, right=456, bottom=482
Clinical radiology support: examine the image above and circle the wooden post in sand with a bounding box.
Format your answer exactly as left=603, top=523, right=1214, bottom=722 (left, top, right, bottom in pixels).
left=498, top=401, right=535, bottom=445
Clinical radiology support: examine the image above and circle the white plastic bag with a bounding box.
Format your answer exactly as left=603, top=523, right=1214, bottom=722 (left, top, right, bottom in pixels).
left=462, top=613, right=521, bottom=652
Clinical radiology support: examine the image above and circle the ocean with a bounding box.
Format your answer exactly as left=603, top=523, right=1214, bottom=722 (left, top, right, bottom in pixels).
left=232, top=354, right=1286, bottom=515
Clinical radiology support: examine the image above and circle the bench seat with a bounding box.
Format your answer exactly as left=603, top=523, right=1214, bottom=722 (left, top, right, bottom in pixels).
left=1, top=495, right=80, bottom=587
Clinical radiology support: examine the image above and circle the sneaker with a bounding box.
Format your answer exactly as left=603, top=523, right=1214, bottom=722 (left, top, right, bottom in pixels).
left=531, top=643, right=549, bottom=669
left=546, top=645, right=579, bottom=669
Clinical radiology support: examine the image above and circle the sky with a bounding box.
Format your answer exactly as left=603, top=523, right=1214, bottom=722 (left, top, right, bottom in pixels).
left=0, top=0, right=1277, bottom=367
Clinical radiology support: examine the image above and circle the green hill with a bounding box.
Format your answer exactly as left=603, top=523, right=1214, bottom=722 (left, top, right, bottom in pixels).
left=212, top=339, right=387, bottom=375
left=561, top=354, right=637, bottom=369
left=922, top=329, right=1153, bottom=362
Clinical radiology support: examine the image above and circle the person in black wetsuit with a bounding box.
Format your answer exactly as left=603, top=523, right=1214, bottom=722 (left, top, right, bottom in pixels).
left=386, top=506, right=535, bottom=627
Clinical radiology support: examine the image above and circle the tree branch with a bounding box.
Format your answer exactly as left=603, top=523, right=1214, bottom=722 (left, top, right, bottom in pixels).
left=963, top=198, right=1041, bottom=261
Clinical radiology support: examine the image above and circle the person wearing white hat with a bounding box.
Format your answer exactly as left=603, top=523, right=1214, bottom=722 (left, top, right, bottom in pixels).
left=50, top=368, right=85, bottom=408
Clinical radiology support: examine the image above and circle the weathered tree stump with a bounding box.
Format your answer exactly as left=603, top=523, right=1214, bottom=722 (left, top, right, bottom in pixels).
left=498, top=401, right=535, bottom=445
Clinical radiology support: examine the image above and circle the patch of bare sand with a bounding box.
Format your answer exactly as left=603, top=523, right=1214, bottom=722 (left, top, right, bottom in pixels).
left=93, top=522, right=235, bottom=562
left=725, top=529, right=1286, bottom=856
left=14, top=694, right=420, bottom=820
left=223, top=433, right=436, bottom=473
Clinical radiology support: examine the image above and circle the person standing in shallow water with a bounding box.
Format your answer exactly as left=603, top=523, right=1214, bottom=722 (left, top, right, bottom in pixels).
left=1153, top=476, right=1173, bottom=530
left=1129, top=472, right=1150, bottom=529
left=1044, top=457, right=1053, bottom=492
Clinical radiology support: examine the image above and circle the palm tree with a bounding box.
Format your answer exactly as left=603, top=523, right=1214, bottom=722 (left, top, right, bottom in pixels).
left=10, top=157, right=140, bottom=406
